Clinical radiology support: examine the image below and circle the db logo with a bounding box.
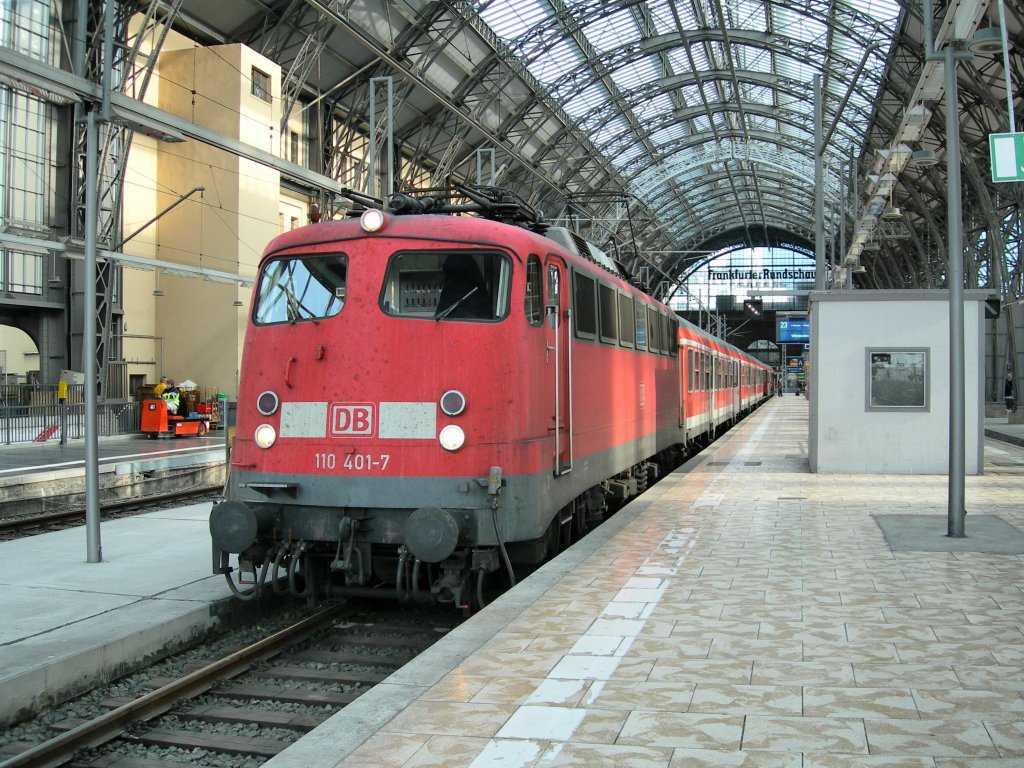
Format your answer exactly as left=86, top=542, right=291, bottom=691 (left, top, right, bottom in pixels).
left=330, top=403, right=375, bottom=436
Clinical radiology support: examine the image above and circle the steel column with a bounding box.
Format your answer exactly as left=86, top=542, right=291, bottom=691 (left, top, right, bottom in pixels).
left=84, top=109, right=102, bottom=563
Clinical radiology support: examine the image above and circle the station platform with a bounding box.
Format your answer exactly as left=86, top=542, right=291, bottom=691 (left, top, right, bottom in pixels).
left=268, top=397, right=1024, bottom=767
left=2, top=399, right=1022, bottom=765
left=0, top=432, right=226, bottom=513
left=985, top=416, right=1024, bottom=448
left=0, top=502, right=232, bottom=729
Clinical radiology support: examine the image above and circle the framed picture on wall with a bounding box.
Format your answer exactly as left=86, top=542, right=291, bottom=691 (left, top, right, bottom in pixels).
left=865, top=348, right=929, bottom=412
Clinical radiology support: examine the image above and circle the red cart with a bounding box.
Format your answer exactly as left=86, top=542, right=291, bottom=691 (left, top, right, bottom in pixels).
left=140, top=399, right=211, bottom=438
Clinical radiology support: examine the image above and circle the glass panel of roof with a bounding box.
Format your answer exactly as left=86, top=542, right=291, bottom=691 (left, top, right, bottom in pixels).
left=703, top=81, right=723, bottom=102
left=532, top=37, right=584, bottom=87
left=679, top=83, right=703, bottom=107
left=690, top=114, right=712, bottom=134
left=775, top=53, right=817, bottom=90
left=609, top=56, right=661, bottom=93
left=747, top=114, right=778, bottom=133
left=710, top=112, right=732, bottom=132
left=705, top=39, right=727, bottom=68
left=772, top=7, right=827, bottom=47
left=597, top=115, right=632, bottom=146
left=731, top=42, right=764, bottom=70
left=672, top=47, right=708, bottom=73
left=780, top=122, right=810, bottom=142
left=582, top=8, right=641, bottom=53
left=478, top=0, right=549, bottom=40
left=645, top=0, right=679, bottom=34
left=652, top=123, right=689, bottom=146
left=693, top=0, right=717, bottom=26
left=745, top=48, right=773, bottom=73
left=615, top=143, right=648, bottom=165
left=662, top=0, right=700, bottom=28
left=742, top=84, right=773, bottom=105
left=635, top=92, right=674, bottom=121
left=729, top=0, right=767, bottom=29
left=776, top=89, right=802, bottom=109
left=563, top=82, right=610, bottom=119
left=845, top=0, right=901, bottom=27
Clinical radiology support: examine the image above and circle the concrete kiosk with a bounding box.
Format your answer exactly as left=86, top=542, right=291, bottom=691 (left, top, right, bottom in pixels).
left=809, top=290, right=989, bottom=474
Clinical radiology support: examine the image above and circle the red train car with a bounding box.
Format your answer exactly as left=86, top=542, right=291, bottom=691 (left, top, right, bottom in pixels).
left=210, top=187, right=771, bottom=607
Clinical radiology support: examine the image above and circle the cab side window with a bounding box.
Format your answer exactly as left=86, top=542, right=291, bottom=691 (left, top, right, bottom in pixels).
left=618, top=292, right=634, bottom=348
left=573, top=272, right=598, bottom=339
left=525, top=255, right=542, bottom=326
left=599, top=283, right=618, bottom=344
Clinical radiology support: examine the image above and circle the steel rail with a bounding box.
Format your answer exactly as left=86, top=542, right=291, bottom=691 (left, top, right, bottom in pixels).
left=0, top=603, right=351, bottom=768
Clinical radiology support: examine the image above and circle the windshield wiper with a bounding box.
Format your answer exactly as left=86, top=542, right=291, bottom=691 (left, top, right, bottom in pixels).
left=435, top=286, right=479, bottom=321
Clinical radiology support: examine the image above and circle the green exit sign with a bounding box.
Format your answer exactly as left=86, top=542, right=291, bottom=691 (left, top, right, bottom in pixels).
left=990, top=132, right=1024, bottom=183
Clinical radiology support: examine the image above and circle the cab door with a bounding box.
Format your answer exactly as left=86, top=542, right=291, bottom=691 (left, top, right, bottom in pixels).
left=545, top=257, right=572, bottom=475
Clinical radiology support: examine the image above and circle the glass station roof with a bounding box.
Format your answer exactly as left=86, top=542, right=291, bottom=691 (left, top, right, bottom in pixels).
left=478, top=0, right=902, bottom=273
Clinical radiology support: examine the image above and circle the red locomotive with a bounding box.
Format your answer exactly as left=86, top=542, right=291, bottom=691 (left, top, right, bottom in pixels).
left=210, top=186, right=772, bottom=607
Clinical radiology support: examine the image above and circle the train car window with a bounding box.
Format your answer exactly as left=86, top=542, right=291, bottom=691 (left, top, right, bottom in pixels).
left=525, top=255, right=542, bottom=326
left=573, top=272, right=598, bottom=339
left=380, top=250, right=509, bottom=321
left=617, top=292, right=634, bottom=348
left=663, top=314, right=676, bottom=356
left=687, top=348, right=695, bottom=392
left=598, top=282, right=617, bottom=344
left=254, top=253, right=347, bottom=325
left=634, top=299, right=647, bottom=350
left=705, top=353, right=712, bottom=390
left=646, top=306, right=661, bottom=354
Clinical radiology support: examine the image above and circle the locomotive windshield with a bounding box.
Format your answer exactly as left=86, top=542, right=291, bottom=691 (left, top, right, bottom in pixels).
left=380, top=250, right=510, bottom=321
left=253, top=254, right=347, bottom=325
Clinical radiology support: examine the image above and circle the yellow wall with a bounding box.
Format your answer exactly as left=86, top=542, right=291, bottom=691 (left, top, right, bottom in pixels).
left=118, top=21, right=314, bottom=400
left=119, top=43, right=286, bottom=399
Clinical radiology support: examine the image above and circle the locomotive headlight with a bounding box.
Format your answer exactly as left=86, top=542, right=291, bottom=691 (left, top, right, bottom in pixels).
left=360, top=208, right=385, bottom=233
left=438, top=424, right=465, bottom=451
left=439, top=389, right=466, bottom=416
left=256, top=390, right=279, bottom=416
left=254, top=423, right=277, bottom=449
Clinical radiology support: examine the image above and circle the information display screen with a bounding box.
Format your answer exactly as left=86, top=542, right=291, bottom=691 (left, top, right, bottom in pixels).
left=777, top=316, right=809, bottom=343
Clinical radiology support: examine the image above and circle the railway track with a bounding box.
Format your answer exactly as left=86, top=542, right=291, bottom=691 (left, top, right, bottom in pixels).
left=0, top=601, right=456, bottom=767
